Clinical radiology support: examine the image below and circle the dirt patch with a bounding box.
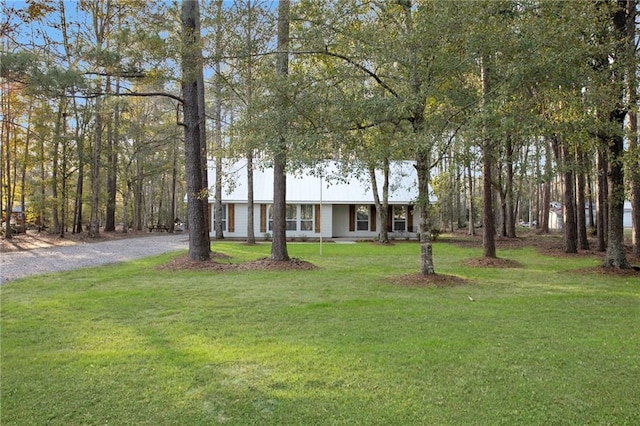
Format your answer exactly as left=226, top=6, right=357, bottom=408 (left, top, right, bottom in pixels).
left=442, top=231, right=568, bottom=253
left=0, top=229, right=152, bottom=252
left=464, top=257, right=523, bottom=268
left=444, top=229, right=640, bottom=262
left=159, top=255, right=317, bottom=272
left=388, top=273, right=472, bottom=288
left=570, top=265, right=640, bottom=277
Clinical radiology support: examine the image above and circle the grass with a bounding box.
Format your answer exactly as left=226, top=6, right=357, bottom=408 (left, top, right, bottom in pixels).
left=1, top=240, right=639, bottom=425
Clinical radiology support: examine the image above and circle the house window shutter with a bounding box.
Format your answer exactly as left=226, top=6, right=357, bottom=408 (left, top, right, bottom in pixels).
left=370, top=205, right=376, bottom=232
left=228, top=204, right=235, bottom=232
left=208, top=204, right=212, bottom=232
left=260, top=204, right=266, bottom=233
left=407, top=205, right=414, bottom=232
left=315, top=204, right=321, bottom=233
left=349, top=205, right=355, bottom=232
left=387, top=205, right=393, bottom=232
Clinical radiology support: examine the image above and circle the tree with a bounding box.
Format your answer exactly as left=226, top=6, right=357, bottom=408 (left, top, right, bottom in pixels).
left=292, top=0, right=472, bottom=274
left=599, top=0, right=633, bottom=268
left=224, top=0, right=277, bottom=245
left=627, top=0, right=640, bottom=258
left=270, top=0, right=290, bottom=261
left=181, top=0, right=210, bottom=261
left=1, top=75, right=16, bottom=238
left=461, top=1, right=524, bottom=259
left=206, top=0, right=225, bottom=241
left=479, top=54, right=497, bottom=258
left=553, top=135, right=578, bottom=253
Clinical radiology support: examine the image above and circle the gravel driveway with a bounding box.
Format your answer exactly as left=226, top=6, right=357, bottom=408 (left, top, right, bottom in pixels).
left=0, top=234, right=189, bottom=284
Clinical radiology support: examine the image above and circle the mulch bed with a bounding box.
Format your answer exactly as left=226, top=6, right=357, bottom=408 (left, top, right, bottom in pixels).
left=388, top=273, right=472, bottom=288
left=159, top=254, right=317, bottom=272
left=443, top=229, right=639, bottom=276
left=464, top=257, right=523, bottom=268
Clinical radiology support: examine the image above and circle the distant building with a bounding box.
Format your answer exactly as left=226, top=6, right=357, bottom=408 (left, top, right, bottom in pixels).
left=548, top=201, right=633, bottom=230
left=204, top=159, right=435, bottom=239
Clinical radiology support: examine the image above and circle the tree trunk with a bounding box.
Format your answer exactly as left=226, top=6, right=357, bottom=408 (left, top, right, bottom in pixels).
left=271, top=149, right=289, bottom=261
left=604, top=1, right=631, bottom=268
left=51, top=104, right=63, bottom=234
left=214, top=154, right=223, bottom=239
left=59, top=111, right=69, bottom=238
left=105, top=78, right=120, bottom=232
left=596, top=147, right=608, bottom=251
left=417, top=150, right=435, bottom=275
left=539, top=137, right=552, bottom=234
left=631, top=124, right=640, bottom=259
left=213, top=0, right=224, bottom=241
left=456, top=166, right=464, bottom=230
left=195, top=3, right=211, bottom=246
left=72, top=157, right=84, bottom=233
left=244, top=6, right=256, bottom=245
left=369, top=158, right=390, bottom=244
left=576, top=147, right=589, bottom=250
left=380, top=159, right=390, bottom=243
left=480, top=56, right=496, bottom=258
left=169, top=139, right=178, bottom=233
left=38, top=107, right=47, bottom=231
left=123, top=180, right=131, bottom=233
left=467, top=162, right=475, bottom=236
left=498, top=186, right=507, bottom=237
left=198, top=70, right=210, bottom=246
left=604, top=113, right=630, bottom=268
left=72, top=99, right=85, bottom=234
left=89, top=98, right=102, bottom=239
left=134, top=160, right=143, bottom=231
left=1, top=78, right=12, bottom=239
left=270, top=0, right=291, bottom=261
left=246, top=152, right=256, bottom=244
left=626, top=0, right=639, bottom=259
left=505, top=136, right=517, bottom=238
left=554, top=137, right=578, bottom=254
left=631, top=147, right=640, bottom=259
left=587, top=174, right=595, bottom=230
left=181, top=0, right=210, bottom=261
left=20, top=105, right=32, bottom=234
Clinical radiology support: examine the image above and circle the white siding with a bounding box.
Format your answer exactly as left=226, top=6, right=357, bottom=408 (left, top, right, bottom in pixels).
left=204, top=159, right=432, bottom=239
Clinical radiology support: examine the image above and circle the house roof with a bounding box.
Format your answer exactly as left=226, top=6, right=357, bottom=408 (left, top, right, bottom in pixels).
left=207, top=159, right=434, bottom=205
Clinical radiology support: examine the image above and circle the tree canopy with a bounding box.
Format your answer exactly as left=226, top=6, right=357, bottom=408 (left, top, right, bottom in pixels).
left=1, top=0, right=638, bottom=270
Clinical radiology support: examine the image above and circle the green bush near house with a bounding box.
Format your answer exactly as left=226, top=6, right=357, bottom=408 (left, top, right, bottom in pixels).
left=1, top=240, right=639, bottom=425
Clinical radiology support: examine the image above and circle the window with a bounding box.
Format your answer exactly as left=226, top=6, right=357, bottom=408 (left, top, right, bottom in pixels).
left=286, top=204, right=297, bottom=230
left=393, top=206, right=406, bottom=231
left=213, top=205, right=227, bottom=231
left=300, top=204, right=314, bottom=231
left=356, top=205, right=369, bottom=231
left=267, top=204, right=315, bottom=232
left=268, top=205, right=274, bottom=231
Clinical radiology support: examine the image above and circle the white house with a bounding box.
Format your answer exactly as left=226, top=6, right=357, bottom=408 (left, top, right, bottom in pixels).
left=548, top=201, right=634, bottom=230
left=205, top=159, right=433, bottom=240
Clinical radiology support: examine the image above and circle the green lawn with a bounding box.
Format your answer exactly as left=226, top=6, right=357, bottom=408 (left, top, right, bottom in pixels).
left=1, top=240, right=639, bottom=425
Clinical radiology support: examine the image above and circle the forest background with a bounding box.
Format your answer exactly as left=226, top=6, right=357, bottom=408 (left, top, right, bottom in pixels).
left=1, top=0, right=638, bottom=272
